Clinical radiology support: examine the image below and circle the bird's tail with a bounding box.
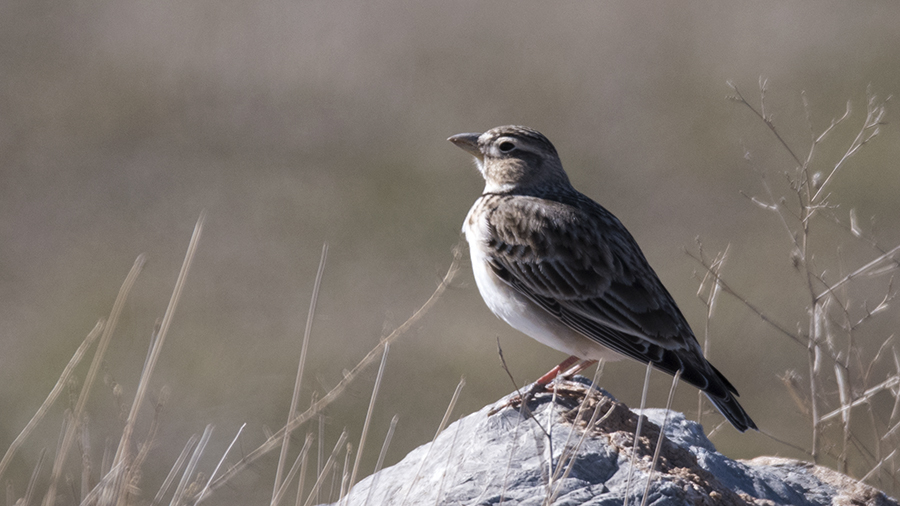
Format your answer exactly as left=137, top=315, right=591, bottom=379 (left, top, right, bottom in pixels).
left=705, top=392, right=757, bottom=432
left=664, top=352, right=757, bottom=432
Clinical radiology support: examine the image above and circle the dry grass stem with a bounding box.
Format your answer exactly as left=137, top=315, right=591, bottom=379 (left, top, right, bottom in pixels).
left=197, top=423, right=247, bottom=505
left=622, top=362, right=653, bottom=506
left=693, top=243, right=729, bottom=426
left=294, top=434, right=313, bottom=506
left=547, top=365, right=611, bottom=505
left=723, top=81, right=896, bottom=487
left=275, top=243, right=328, bottom=501
left=22, top=448, right=46, bottom=506
left=640, top=370, right=681, bottom=506
left=820, top=375, right=900, bottom=423
left=152, top=435, right=199, bottom=506
left=43, top=254, right=146, bottom=506
left=114, top=214, right=205, bottom=488
left=201, top=248, right=461, bottom=498
left=170, top=424, right=213, bottom=506
left=0, top=321, right=103, bottom=481
left=349, top=342, right=390, bottom=491
left=271, top=434, right=312, bottom=506
left=432, top=415, right=465, bottom=506
left=362, top=414, right=399, bottom=506
left=301, top=430, right=348, bottom=506
left=399, top=377, right=465, bottom=506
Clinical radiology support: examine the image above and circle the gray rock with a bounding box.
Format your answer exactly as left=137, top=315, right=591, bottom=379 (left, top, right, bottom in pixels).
left=326, top=379, right=897, bottom=506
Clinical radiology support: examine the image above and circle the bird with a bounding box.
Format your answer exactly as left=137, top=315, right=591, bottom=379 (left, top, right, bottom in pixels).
left=449, top=125, right=756, bottom=432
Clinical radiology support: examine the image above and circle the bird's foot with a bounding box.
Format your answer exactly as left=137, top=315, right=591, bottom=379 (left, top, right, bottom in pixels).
left=488, top=356, right=600, bottom=416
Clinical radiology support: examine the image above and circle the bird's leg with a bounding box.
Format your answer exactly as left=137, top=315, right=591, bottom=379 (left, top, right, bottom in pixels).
left=535, top=355, right=581, bottom=385
left=561, top=359, right=598, bottom=379
left=521, top=355, right=587, bottom=401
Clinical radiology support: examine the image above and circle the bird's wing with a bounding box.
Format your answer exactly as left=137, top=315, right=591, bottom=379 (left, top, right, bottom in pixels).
left=483, top=194, right=733, bottom=396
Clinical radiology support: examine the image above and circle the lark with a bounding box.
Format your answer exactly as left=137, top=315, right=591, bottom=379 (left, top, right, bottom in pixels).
left=449, top=125, right=756, bottom=432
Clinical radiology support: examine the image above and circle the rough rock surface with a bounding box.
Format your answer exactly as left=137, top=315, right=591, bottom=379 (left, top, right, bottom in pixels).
left=326, top=378, right=897, bottom=506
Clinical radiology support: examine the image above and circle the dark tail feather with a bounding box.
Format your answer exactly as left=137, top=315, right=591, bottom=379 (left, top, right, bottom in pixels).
left=706, top=392, right=757, bottom=432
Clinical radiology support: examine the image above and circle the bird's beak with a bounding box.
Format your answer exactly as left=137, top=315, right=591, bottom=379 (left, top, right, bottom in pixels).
left=448, top=132, right=483, bottom=160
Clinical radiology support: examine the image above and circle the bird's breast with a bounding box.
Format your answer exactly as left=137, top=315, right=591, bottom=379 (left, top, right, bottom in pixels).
left=462, top=199, right=620, bottom=361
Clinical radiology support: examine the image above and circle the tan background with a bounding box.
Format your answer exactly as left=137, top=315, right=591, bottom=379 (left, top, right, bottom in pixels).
left=2, top=1, right=899, bottom=503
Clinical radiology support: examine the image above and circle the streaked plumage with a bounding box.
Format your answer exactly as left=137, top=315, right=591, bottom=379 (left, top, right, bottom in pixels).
left=450, top=125, right=756, bottom=432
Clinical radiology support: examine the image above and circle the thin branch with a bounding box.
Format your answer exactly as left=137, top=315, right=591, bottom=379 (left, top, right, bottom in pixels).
left=815, top=244, right=900, bottom=301
left=820, top=375, right=900, bottom=423
left=728, top=80, right=804, bottom=167
left=812, top=93, right=888, bottom=202
left=686, top=248, right=806, bottom=348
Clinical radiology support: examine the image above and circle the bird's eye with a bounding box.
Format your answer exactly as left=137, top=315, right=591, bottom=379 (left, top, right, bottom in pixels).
left=498, top=141, right=515, bottom=152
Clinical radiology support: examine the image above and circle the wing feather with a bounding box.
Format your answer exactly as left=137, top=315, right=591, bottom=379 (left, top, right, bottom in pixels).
left=483, top=193, right=734, bottom=398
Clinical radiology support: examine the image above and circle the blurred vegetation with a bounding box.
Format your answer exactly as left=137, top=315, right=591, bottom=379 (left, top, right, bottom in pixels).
left=1, top=0, right=899, bottom=503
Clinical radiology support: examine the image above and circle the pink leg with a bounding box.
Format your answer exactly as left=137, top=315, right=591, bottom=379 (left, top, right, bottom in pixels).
left=562, top=359, right=598, bottom=378
left=535, top=355, right=580, bottom=385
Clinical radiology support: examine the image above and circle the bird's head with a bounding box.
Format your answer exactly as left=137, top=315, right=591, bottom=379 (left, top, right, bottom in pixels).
left=448, top=125, right=571, bottom=194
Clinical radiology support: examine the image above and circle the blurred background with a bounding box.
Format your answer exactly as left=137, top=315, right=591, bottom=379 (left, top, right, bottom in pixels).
left=2, top=0, right=899, bottom=503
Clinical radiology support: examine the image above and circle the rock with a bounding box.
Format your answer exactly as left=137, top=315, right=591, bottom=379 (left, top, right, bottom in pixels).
left=325, top=378, right=897, bottom=506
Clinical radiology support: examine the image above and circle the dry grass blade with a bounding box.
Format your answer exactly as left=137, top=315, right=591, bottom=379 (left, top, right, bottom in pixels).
left=22, top=448, right=46, bottom=506
left=196, top=423, right=247, bottom=505
left=339, top=443, right=352, bottom=504
left=0, top=320, right=103, bottom=481
left=640, top=370, right=681, bottom=506
left=153, top=436, right=199, bottom=506
left=399, top=377, right=465, bottom=506
left=349, top=342, right=390, bottom=491
left=623, top=362, right=653, bottom=506
left=302, top=431, right=348, bottom=506
left=42, top=255, right=146, bottom=506
left=362, top=414, right=398, bottom=506
left=80, top=418, right=91, bottom=504
left=275, top=243, right=328, bottom=501
left=547, top=365, right=609, bottom=505
left=79, top=461, right=125, bottom=506
left=693, top=244, right=729, bottom=427
left=498, top=403, right=527, bottom=506
left=432, top=415, right=465, bottom=506
left=272, top=435, right=313, bottom=506
left=294, top=434, right=314, bottom=506
left=552, top=365, right=602, bottom=483
left=861, top=449, right=898, bottom=483
left=834, top=363, right=851, bottom=472
left=114, top=213, right=205, bottom=484
left=202, top=249, right=462, bottom=496
left=170, top=425, right=213, bottom=506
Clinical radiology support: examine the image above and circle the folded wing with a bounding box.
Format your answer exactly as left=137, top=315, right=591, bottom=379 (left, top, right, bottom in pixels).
left=483, top=194, right=734, bottom=400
